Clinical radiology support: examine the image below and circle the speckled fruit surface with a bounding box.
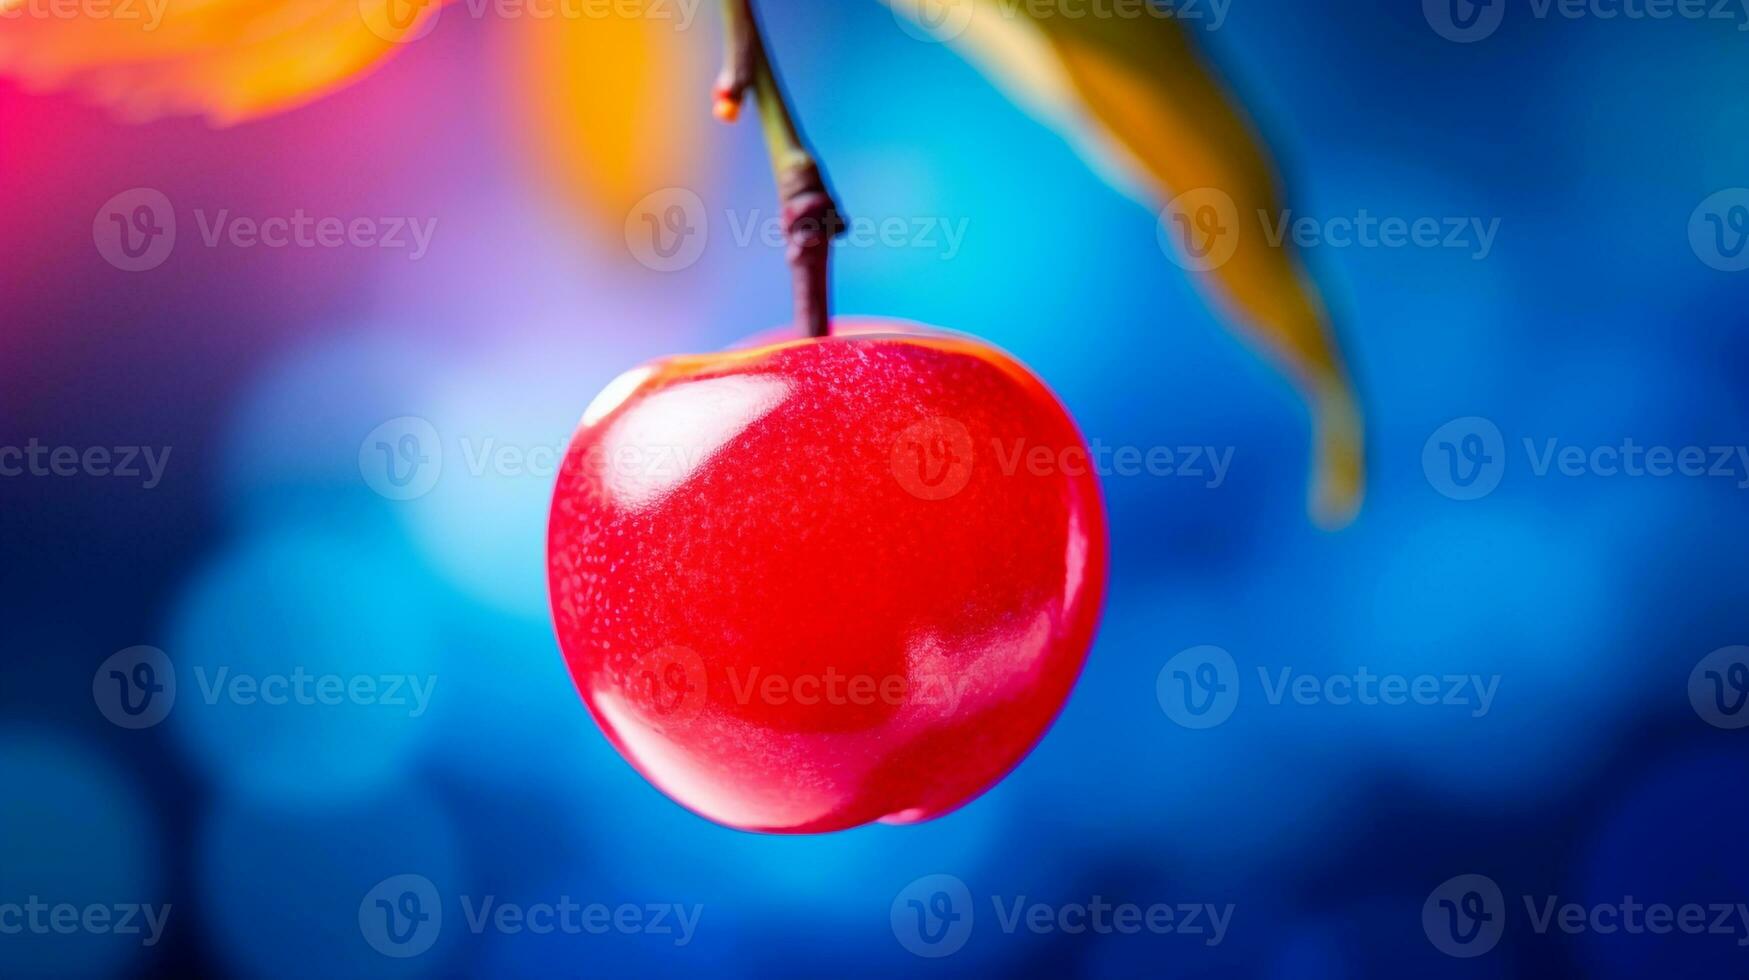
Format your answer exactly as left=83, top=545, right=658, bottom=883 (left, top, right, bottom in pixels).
left=547, top=320, right=1108, bottom=833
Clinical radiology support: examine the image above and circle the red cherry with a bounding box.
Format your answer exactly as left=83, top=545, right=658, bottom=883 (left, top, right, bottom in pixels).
left=547, top=320, right=1108, bottom=833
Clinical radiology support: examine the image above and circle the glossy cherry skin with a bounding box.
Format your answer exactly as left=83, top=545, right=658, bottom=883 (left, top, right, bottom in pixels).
left=547, top=320, right=1107, bottom=833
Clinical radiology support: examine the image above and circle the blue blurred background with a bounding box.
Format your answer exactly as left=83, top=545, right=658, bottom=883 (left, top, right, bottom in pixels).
left=4, top=0, right=1749, bottom=975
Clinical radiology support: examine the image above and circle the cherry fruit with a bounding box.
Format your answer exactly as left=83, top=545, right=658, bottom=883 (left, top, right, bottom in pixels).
left=547, top=321, right=1107, bottom=832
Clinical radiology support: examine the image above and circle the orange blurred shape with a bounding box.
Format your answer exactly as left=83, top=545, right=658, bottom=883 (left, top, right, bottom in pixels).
left=498, top=8, right=707, bottom=244
left=0, top=0, right=450, bottom=123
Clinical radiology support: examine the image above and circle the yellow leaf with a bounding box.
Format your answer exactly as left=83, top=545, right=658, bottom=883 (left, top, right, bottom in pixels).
left=0, top=0, right=448, bottom=123
left=886, top=0, right=1364, bottom=527
left=497, top=11, right=708, bottom=247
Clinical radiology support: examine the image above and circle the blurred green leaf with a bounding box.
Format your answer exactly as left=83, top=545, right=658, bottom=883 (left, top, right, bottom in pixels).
left=886, top=0, right=1364, bottom=527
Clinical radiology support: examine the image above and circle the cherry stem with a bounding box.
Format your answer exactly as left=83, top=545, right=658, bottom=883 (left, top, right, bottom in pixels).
left=714, top=0, right=843, bottom=339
